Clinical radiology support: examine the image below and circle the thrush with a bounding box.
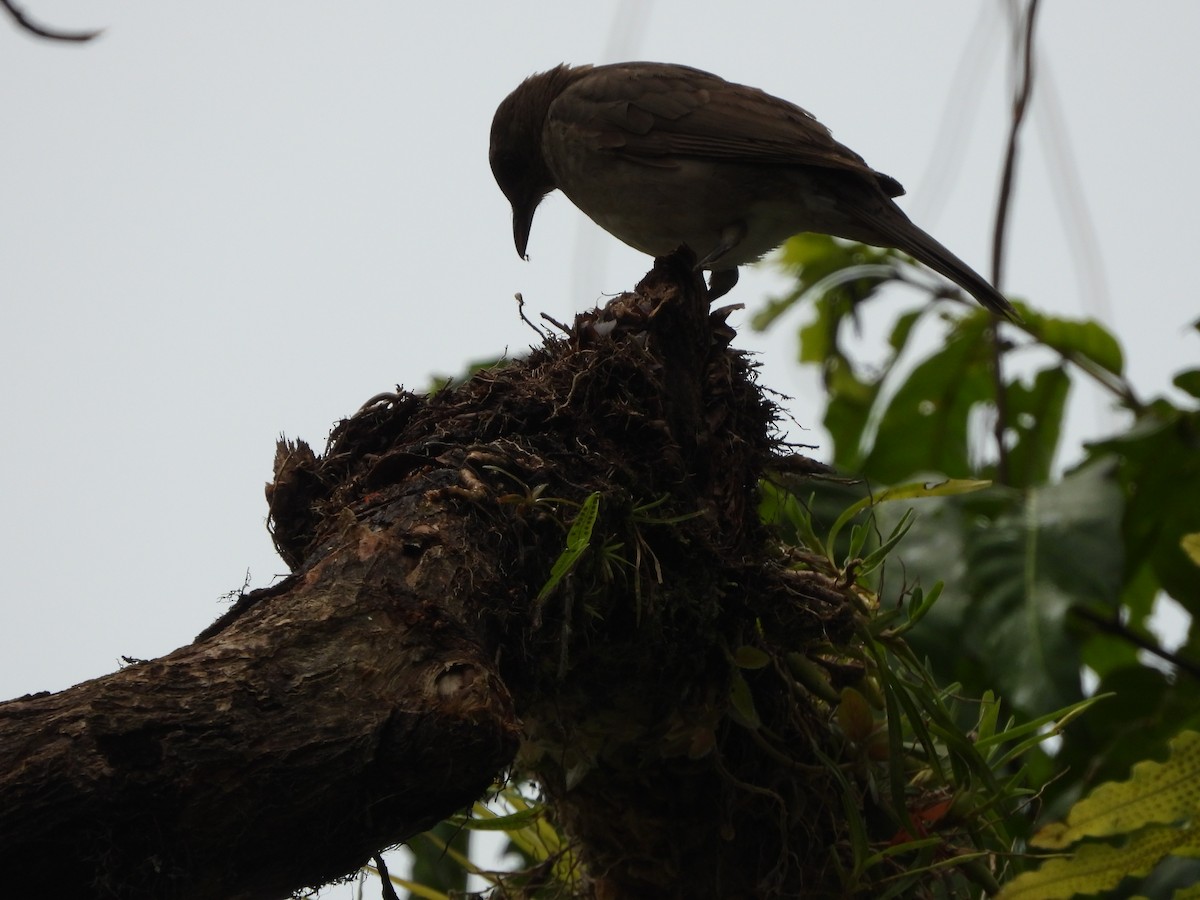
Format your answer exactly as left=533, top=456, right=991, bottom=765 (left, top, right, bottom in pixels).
left=489, top=62, right=1017, bottom=320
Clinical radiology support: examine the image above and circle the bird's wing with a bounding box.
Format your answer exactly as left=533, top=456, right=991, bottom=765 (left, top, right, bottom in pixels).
left=551, top=62, right=903, bottom=196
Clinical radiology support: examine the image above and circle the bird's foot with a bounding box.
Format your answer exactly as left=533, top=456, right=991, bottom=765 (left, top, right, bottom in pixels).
left=706, top=268, right=739, bottom=300
left=695, top=222, right=747, bottom=271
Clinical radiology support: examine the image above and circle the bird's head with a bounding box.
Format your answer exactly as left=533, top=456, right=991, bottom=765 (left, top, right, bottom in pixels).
left=489, top=65, right=583, bottom=259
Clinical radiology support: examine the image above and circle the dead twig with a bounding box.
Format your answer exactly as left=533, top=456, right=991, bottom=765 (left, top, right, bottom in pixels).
left=1, top=0, right=102, bottom=42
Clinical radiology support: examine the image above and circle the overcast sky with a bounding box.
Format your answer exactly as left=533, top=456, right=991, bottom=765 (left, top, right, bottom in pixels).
left=2, top=2, right=1196, bottom=710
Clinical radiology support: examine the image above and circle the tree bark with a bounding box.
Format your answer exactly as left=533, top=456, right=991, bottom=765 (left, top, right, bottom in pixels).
left=0, top=253, right=855, bottom=898
left=0, top=447, right=521, bottom=898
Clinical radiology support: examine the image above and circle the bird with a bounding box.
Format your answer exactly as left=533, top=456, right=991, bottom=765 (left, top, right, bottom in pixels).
left=489, top=62, right=1018, bottom=320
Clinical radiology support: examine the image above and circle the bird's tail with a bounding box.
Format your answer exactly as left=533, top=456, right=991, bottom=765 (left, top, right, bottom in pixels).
left=854, top=206, right=1020, bottom=321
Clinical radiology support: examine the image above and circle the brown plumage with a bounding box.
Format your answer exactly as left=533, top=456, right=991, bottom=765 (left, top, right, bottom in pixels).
left=490, top=62, right=1017, bottom=320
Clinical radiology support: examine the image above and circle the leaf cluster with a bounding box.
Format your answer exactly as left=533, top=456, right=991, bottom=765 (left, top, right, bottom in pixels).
left=376, top=237, right=1199, bottom=898
left=757, top=237, right=1200, bottom=895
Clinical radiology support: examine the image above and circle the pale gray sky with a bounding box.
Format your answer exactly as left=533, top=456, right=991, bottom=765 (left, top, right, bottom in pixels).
left=2, top=2, right=1196, bottom=709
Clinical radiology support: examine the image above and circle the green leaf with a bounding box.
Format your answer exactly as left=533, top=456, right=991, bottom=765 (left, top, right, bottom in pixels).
left=871, top=649, right=927, bottom=823
left=998, top=822, right=1200, bottom=899
left=823, top=304, right=943, bottom=470
left=761, top=237, right=959, bottom=471
left=728, top=670, right=761, bottom=729
left=826, top=477, right=990, bottom=561
left=860, top=317, right=995, bottom=482
left=769, top=476, right=872, bottom=564
left=794, top=286, right=839, bottom=365
left=786, top=652, right=840, bottom=704
left=1170, top=878, right=1200, bottom=899
left=1003, top=365, right=1072, bottom=488
left=758, top=481, right=826, bottom=556
left=564, top=492, right=601, bottom=552
left=467, top=791, right=576, bottom=883
left=857, top=508, right=914, bottom=576
left=982, top=694, right=1109, bottom=770
left=1183, top=533, right=1200, bottom=567
left=536, top=492, right=601, bottom=604
left=891, top=581, right=943, bottom=635
left=1173, top=368, right=1200, bottom=400
left=1023, top=312, right=1125, bottom=377
left=1117, top=559, right=1165, bottom=633
left=886, top=308, right=925, bottom=354
left=1052, top=666, right=1200, bottom=812
left=733, top=645, right=771, bottom=669
left=1079, top=627, right=1140, bottom=679
left=893, top=463, right=1123, bottom=717
left=1034, top=730, right=1200, bottom=849
left=959, top=461, right=1122, bottom=714
left=823, top=358, right=882, bottom=470
left=407, top=819, right=470, bottom=896
left=461, top=807, right=543, bottom=831
left=975, top=690, right=1001, bottom=744
left=1091, top=406, right=1200, bottom=616
left=753, top=235, right=897, bottom=332
left=836, top=686, right=875, bottom=743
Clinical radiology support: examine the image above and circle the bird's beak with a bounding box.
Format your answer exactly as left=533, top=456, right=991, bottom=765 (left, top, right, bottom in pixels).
left=512, top=199, right=536, bottom=261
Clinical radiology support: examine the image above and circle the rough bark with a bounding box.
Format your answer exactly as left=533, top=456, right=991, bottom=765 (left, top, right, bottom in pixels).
left=0, top=448, right=521, bottom=897
left=0, top=253, right=857, bottom=898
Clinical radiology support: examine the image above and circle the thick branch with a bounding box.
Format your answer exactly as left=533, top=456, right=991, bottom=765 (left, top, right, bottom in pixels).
left=1, top=253, right=853, bottom=898
left=0, top=474, right=519, bottom=898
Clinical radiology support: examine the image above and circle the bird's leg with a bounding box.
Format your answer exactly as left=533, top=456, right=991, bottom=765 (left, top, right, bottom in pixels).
left=706, top=268, right=739, bottom=300
left=696, top=222, right=746, bottom=270
left=696, top=222, right=746, bottom=300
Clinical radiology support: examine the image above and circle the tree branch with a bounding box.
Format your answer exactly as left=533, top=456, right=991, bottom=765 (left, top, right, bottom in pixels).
left=0, top=491, right=519, bottom=898
left=1072, top=606, right=1200, bottom=682
left=991, top=0, right=1041, bottom=291
left=0, top=254, right=857, bottom=897
left=1, top=0, right=101, bottom=42
left=989, top=0, right=1042, bottom=484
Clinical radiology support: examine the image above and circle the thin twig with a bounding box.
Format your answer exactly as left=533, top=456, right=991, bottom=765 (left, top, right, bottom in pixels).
left=1, top=0, right=102, bottom=42
left=988, top=0, right=1042, bottom=484
left=1072, top=606, right=1200, bottom=682
left=1044, top=340, right=1145, bottom=413
left=992, top=0, right=1041, bottom=288
left=514, top=292, right=550, bottom=340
